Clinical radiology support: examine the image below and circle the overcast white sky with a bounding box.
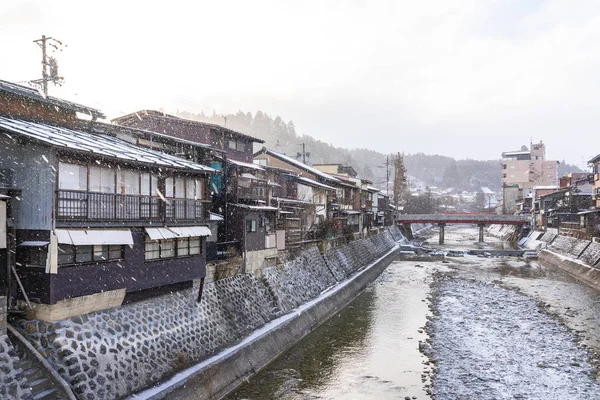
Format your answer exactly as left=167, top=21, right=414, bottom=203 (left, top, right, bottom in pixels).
left=1, top=0, right=599, bottom=165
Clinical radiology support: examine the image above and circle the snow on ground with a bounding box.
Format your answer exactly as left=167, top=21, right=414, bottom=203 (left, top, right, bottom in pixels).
left=426, top=276, right=600, bottom=400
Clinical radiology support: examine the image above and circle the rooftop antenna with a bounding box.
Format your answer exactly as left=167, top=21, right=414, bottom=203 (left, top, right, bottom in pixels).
left=31, top=35, right=65, bottom=96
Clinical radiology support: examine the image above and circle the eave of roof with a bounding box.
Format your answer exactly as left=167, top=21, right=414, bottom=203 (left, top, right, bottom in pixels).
left=256, top=147, right=341, bottom=183
left=297, top=176, right=336, bottom=191
left=113, top=110, right=264, bottom=143
left=0, top=116, right=216, bottom=173
left=589, top=154, right=600, bottom=164
left=79, top=120, right=220, bottom=152
left=0, top=79, right=105, bottom=119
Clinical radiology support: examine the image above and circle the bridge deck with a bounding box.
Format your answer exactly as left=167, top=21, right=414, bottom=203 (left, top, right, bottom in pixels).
left=396, top=214, right=530, bottom=225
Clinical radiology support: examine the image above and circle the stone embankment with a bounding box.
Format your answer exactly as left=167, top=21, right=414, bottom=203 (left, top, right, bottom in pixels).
left=5, top=227, right=405, bottom=400
left=520, top=230, right=600, bottom=291
left=487, top=224, right=518, bottom=242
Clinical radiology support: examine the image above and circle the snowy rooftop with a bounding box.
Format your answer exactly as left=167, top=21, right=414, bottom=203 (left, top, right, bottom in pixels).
left=502, top=150, right=530, bottom=156
left=258, top=148, right=340, bottom=183
left=297, top=176, right=336, bottom=191
left=0, top=116, right=215, bottom=172
left=0, top=79, right=105, bottom=119
left=113, top=110, right=264, bottom=144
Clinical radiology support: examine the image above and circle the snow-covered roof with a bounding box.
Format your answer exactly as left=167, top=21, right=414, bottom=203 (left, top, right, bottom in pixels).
left=367, top=186, right=380, bottom=192
left=258, top=148, right=340, bottom=183
left=0, top=79, right=105, bottom=119
left=480, top=187, right=495, bottom=195
left=502, top=150, right=530, bottom=156
left=113, top=110, right=264, bottom=144
left=230, top=204, right=278, bottom=211
left=0, top=116, right=215, bottom=173
left=297, top=176, right=336, bottom=191
left=209, top=212, right=224, bottom=221
left=228, top=158, right=265, bottom=171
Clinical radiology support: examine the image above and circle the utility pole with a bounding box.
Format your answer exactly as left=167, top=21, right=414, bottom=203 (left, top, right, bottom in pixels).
left=32, top=35, right=64, bottom=96
left=297, top=143, right=310, bottom=164
left=377, top=156, right=391, bottom=194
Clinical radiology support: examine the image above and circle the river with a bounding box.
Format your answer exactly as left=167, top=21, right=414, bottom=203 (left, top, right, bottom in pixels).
left=225, top=225, right=600, bottom=400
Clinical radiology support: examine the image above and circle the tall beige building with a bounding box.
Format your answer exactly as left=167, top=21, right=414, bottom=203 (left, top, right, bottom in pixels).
left=501, top=141, right=559, bottom=213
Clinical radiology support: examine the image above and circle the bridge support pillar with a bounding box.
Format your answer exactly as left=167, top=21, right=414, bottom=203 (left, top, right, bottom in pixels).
left=438, top=223, right=446, bottom=245
left=478, top=223, right=486, bottom=243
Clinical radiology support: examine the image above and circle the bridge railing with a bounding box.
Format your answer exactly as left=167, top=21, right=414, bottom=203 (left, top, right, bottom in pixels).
left=396, top=214, right=530, bottom=224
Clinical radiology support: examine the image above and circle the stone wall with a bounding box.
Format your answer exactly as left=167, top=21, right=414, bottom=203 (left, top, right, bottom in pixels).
left=13, top=230, right=401, bottom=400
left=0, top=335, right=32, bottom=399
left=488, top=224, right=518, bottom=241
left=1, top=296, right=6, bottom=336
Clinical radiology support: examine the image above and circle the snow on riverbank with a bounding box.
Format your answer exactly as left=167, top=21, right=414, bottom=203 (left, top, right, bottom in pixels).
left=425, top=276, right=600, bottom=400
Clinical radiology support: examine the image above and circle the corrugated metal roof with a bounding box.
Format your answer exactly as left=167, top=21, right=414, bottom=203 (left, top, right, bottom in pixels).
left=228, top=158, right=265, bottom=171
left=0, top=79, right=105, bottom=119
left=113, top=110, right=265, bottom=144
left=297, top=176, right=336, bottom=190
left=259, top=148, right=340, bottom=183
left=0, top=116, right=215, bottom=172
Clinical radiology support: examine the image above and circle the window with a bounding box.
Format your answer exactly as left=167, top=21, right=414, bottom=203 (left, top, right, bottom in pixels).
left=175, top=177, right=186, bottom=198
left=177, top=237, right=190, bottom=257
left=510, top=165, right=515, bottom=169
left=502, top=173, right=507, bottom=178
left=547, top=165, right=554, bottom=169
left=89, top=166, right=115, bottom=193
left=165, top=177, right=174, bottom=197
left=228, top=139, right=245, bottom=151
left=58, top=244, right=123, bottom=266
left=548, top=174, right=554, bottom=178
left=119, top=170, right=140, bottom=195
left=246, top=219, right=257, bottom=232
left=145, top=237, right=202, bottom=260
left=25, top=246, right=48, bottom=267
left=58, top=163, right=87, bottom=191
left=190, top=238, right=201, bottom=255
left=141, top=172, right=157, bottom=196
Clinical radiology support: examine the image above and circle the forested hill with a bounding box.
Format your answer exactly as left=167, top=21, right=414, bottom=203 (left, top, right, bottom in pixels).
left=174, top=109, right=583, bottom=192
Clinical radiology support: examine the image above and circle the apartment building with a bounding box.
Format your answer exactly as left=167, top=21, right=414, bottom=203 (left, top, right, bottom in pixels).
left=501, top=141, right=559, bottom=213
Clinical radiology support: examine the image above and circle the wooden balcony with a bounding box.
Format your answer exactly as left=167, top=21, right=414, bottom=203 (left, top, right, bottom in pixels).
left=56, top=189, right=208, bottom=224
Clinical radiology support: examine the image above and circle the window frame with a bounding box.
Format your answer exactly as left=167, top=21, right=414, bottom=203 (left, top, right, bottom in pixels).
left=57, top=244, right=124, bottom=266
left=144, top=236, right=203, bottom=261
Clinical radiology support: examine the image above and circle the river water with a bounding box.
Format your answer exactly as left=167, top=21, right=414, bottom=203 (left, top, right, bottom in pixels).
left=226, top=225, right=600, bottom=400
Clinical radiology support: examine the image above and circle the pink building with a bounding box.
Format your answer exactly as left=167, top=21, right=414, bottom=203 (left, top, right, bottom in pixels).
left=501, top=141, right=559, bottom=213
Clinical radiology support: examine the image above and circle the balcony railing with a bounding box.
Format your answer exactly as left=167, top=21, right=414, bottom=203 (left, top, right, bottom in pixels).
left=57, top=190, right=207, bottom=223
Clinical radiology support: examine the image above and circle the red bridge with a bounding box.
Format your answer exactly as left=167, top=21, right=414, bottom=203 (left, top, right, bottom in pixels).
left=396, top=213, right=530, bottom=244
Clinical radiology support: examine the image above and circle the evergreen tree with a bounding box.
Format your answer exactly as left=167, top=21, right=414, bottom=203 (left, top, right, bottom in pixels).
left=393, top=153, right=408, bottom=209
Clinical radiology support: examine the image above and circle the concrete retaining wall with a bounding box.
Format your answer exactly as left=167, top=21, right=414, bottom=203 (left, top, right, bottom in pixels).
left=538, top=249, right=600, bottom=292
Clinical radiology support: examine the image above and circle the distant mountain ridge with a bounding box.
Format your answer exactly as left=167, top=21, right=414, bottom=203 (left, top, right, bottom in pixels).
left=174, top=109, right=583, bottom=192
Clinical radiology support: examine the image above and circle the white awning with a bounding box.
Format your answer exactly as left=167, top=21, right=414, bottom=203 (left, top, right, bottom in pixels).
left=55, top=229, right=134, bottom=246
left=18, top=241, right=50, bottom=247
left=145, top=226, right=211, bottom=240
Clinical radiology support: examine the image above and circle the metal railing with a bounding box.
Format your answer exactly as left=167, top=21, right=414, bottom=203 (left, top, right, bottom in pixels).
left=57, top=190, right=206, bottom=223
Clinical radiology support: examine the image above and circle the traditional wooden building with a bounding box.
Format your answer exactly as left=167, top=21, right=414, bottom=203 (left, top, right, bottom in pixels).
left=0, top=81, right=215, bottom=321
left=113, top=110, right=281, bottom=273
